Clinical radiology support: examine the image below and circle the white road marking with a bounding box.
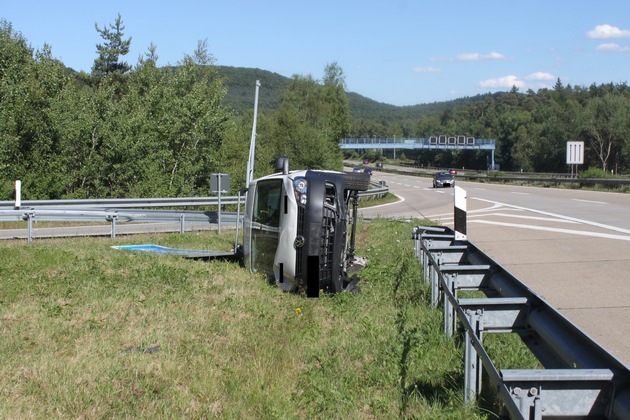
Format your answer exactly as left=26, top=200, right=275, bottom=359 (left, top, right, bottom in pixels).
left=490, top=213, right=579, bottom=224
left=470, top=220, right=630, bottom=241
left=573, top=199, right=607, bottom=205
left=431, top=212, right=574, bottom=224
left=473, top=197, right=630, bottom=236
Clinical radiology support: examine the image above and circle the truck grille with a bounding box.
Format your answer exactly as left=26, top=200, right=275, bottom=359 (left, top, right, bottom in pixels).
left=296, top=206, right=305, bottom=278
left=319, top=207, right=335, bottom=283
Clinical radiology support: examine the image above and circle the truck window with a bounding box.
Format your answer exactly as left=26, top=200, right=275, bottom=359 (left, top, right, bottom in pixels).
left=254, top=180, right=282, bottom=227
left=250, top=179, right=283, bottom=275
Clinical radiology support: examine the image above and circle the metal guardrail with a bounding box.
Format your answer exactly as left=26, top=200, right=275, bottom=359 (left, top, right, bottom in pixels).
left=376, top=163, right=630, bottom=188
left=462, top=174, right=630, bottom=187
left=0, top=196, right=241, bottom=209
left=413, top=225, right=630, bottom=419
left=0, top=183, right=388, bottom=242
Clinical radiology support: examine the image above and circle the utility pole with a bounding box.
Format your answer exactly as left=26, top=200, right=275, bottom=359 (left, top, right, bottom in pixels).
left=246, top=80, right=261, bottom=189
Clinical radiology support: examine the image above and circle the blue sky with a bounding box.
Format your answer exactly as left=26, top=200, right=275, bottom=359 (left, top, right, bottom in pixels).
left=3, top=1, right=630, bottom=106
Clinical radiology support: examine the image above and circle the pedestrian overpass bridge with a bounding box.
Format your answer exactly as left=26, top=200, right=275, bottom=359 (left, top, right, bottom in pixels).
left=339, top=136, right=496, bottom=168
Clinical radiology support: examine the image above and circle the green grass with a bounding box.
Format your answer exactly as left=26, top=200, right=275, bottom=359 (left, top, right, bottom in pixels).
left=0, top=219, right=490, bottom=418
left=359, top=192, right=399, bottom=208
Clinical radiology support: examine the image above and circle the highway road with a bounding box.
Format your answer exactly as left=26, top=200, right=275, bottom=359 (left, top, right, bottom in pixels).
left=361, top=170, right=630, bottom=367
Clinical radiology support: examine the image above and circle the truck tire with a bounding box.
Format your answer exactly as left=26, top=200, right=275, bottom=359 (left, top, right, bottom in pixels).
left=344, top=172, right=371, bottom=192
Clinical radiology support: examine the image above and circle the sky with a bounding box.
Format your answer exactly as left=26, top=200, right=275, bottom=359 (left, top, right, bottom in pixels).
left=3, top=1, right=630, bottom=106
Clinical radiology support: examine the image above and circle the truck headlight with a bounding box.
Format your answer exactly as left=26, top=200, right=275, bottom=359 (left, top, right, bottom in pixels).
left=293, top=177, right=307, bottom=205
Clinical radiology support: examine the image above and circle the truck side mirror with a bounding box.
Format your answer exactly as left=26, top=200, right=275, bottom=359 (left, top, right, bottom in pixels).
left=275, top=156, right=290, bottom=174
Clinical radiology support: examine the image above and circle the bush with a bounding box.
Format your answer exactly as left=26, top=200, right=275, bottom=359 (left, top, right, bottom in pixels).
left=579, top=167, right=617, bottom=179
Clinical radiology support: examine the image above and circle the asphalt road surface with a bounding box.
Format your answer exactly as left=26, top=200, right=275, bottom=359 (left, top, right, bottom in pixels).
left=361, top=169, right=630, bottom=367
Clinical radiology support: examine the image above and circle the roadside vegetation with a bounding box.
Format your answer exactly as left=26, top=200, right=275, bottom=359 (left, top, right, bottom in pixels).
left=0, top=218, right=498, bottom=418
left=2, top=15, right=630, bottom=203
left=0, top=13, right=616, bottom=417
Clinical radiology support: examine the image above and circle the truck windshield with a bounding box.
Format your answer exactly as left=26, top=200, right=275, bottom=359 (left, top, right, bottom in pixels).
left=253, top=180, right=282, bottom=227
left=250, top=179, right=282, bottom=275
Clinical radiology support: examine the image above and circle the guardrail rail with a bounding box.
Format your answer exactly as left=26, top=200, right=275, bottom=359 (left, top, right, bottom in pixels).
left=413, top=225, right=630, bottom=419
left=0, top=182, right=388, bottom=242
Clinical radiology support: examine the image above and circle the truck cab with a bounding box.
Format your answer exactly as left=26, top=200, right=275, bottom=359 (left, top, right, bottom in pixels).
left=243, top=158, right=370, bottom=297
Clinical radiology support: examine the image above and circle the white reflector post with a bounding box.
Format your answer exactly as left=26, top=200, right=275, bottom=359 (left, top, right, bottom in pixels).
left=454, top=186, right=467, bottom=241
left=15, top=180, right=21, bottom=208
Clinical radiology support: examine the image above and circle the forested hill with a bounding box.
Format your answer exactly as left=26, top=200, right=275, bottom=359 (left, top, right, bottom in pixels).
left=217, top=66, right=458, bottom=120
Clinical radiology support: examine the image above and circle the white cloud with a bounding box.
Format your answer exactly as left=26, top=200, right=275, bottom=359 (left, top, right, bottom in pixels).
left=525, top=72, right=555, bottom=81
left=479, top=75, right=525, bottom=89
left=587, top=24, right=630, bottom=39
left=596, top=43, right=630, bottom=52
left=412, top=66, right=441, bottom=74
left=456, top=52, right=506, bottom=61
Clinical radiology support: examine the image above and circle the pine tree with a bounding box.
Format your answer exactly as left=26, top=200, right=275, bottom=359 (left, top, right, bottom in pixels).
left=92, top=13, right=131, bottom=78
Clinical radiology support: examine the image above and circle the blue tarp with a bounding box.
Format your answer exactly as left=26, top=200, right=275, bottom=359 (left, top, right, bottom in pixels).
left=112, top=244, right=235, bottom=259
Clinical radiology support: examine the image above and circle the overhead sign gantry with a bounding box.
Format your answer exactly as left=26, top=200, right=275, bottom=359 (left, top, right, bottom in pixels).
left=339, top=136, right=497, bottom=169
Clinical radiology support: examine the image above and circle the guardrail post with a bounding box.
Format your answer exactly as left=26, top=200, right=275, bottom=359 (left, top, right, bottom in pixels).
left=464, top=309, right=483, bottom=404
left=431, top=258, right=441, bottom=307
left=422, top=248, right=430, bottom=284
left=179, top=214, right=185, bottom=234
left=106, top=214, right=118, bottom=239
left=444, top=274, right=455, bottom=336
left=217, top=190, right=222, bottom=234
left=22, top=211, right=34, bottom=244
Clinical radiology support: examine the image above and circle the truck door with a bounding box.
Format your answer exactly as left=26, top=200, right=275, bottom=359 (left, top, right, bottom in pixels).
left=247, top=179, right=282, bottom=276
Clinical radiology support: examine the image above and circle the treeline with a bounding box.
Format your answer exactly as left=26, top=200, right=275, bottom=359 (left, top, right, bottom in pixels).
left=221, top=70, right=630, bottom=175
left=0, top=18, right=349, bottom=200
left=2, top=16, right=630, bottom=201
left=353, top=83, right=630, bottom=174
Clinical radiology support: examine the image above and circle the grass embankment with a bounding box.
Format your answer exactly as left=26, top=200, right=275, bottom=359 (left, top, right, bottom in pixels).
left=0, top=219, right=490, bottom=418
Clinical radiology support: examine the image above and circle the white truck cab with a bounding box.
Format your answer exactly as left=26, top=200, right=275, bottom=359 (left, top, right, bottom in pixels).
left=243, top=158, right=370, bottom=297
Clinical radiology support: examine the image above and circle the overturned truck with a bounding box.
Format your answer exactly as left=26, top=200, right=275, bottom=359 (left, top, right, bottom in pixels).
left=243, top=158, right=371, bottom=297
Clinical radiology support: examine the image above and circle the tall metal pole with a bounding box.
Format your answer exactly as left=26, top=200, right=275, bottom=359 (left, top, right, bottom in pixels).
left=246, top=80, right=261, bottom=189
left=217, top=176, right=222, bottom=234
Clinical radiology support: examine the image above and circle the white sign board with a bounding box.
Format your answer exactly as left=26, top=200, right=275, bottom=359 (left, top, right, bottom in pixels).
left=211, top=173, right=230, bottom=193
left=566, top=141, right=584, bottom=165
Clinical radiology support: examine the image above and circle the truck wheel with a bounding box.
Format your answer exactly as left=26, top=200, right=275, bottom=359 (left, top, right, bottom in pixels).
left=344, top=172, right=371, bottom=192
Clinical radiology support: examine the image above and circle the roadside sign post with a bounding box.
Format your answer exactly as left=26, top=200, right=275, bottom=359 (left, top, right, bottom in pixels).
left=566, top=141, right=584, bottom=178
left=211, top=173, right=230, bottom=233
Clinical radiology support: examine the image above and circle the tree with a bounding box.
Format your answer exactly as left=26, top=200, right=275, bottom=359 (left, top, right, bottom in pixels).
left=581, top=94, right=630, bottom=171
left=137, top=42, right=159, bottom=67
left=0, top=20, right=76, bottom=199
left=322, top=62, right=351, bottom=142
left=192, top=39, right=213, bottom=66
left=92, top=13, right=132, bottom=78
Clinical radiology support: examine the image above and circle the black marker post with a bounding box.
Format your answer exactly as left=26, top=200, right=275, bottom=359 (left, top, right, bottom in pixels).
left=454, top=186, right=467, bottom=241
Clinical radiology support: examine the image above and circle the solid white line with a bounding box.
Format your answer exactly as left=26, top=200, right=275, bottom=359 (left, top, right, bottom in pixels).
left=470, top=219, right=630, bottom=241
left=361, top=194, right=405, bottom=210
left=472, top=197, right=630, bottom=236
left=491, top=213, right=579, bottom=224
left=430, top=212, right=577, bottom=224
